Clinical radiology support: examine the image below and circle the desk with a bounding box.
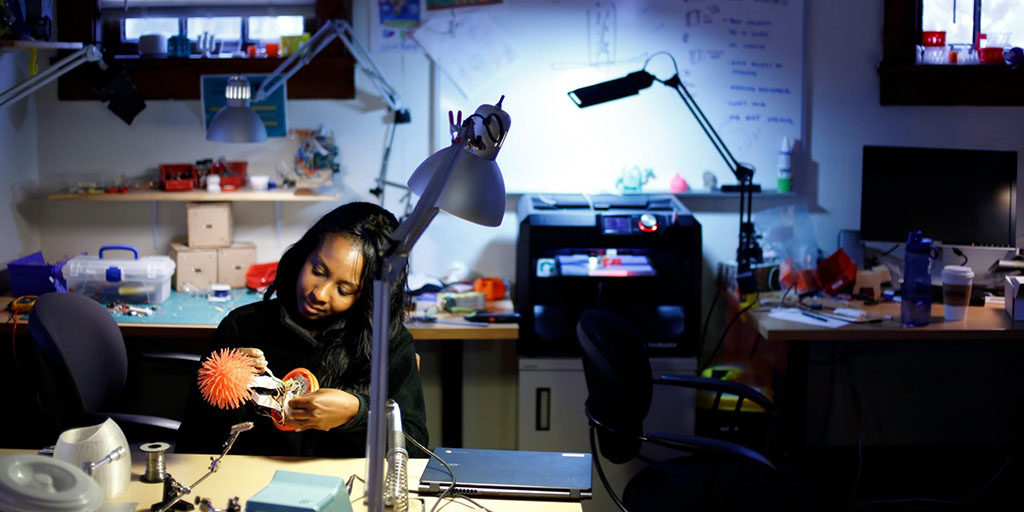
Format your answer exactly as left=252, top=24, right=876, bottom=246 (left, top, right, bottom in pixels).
left=0, top=449, right=581, bottom=512
left=733, top=296, right=1024, bottom=452
left=1, top=293, right=518, bottom=447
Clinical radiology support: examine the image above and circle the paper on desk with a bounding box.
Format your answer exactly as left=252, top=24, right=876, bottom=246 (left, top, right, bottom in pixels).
left=768, top=308, right=849, bottom=328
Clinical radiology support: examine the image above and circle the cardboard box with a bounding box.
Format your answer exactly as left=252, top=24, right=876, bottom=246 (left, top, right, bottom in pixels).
left=218, top=242, right=258, bottom=289
left=170, top=242, right=217, bottom=292
left=1005, top=276, right=1024, bottom=321
left=187, top=202, right=232, bottom=248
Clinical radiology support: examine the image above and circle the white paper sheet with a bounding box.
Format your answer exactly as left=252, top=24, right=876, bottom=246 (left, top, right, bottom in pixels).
left=768, top=307, right=849, bottom=328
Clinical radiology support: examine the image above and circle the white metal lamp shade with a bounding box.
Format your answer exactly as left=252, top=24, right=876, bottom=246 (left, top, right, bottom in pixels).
left=407, top=146, right=506, bottom=227
left=206, top=76, right=267, bottom=143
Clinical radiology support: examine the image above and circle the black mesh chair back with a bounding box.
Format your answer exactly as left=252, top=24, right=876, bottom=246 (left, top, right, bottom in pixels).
left=28, top=292, right=129, bottom=425
left=24, top=292, right=181, bottom=443
left=577, top=309, right=653, bottom=464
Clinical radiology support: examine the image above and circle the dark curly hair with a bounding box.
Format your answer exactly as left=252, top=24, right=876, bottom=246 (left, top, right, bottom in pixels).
left=266, top=202, right=408, bottom=393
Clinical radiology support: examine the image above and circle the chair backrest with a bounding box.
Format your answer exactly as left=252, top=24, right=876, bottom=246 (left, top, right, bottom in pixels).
left=28, top=292, right=128, bottom=421
left=576, top=310, right=653, bottom=464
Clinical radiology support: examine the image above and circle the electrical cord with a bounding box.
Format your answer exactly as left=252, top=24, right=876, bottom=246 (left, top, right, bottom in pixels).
left=864, top=243, right=900, bottom=269
left=403, top=434, right=494, bottom=512
left=850, top=453, right=1013, bottom=509
left=699, top=289, right=760, bottom=373
left=952, top=247, right=969, bottom=266
left=699, top=286, right=721, bottom=358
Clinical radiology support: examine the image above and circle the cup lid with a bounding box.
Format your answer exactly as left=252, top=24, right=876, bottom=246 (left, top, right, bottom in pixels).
left=942, top=265, right=974, bottom=279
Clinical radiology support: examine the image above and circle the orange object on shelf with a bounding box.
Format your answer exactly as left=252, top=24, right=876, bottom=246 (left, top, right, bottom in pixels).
left=473, top=277, right=507, bottom=300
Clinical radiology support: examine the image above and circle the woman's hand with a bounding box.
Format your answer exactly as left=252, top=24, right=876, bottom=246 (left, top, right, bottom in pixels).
left=286, top=388, right=360, bottom=431
left=235, top=347, right=267, bottom=373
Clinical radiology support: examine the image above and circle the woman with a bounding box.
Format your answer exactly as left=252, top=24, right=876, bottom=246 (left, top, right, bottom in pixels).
left=176, top=202, right=428, bottom=457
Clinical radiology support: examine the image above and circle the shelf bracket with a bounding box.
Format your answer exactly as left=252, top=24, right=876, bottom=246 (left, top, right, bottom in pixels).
left=150, top=201, right=159, bottom=250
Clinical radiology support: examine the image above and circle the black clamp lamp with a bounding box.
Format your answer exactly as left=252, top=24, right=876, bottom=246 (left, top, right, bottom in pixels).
left=568, top=52, right=763, bottom=294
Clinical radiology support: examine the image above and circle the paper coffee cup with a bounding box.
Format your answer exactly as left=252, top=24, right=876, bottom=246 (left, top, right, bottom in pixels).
left=941, top=265, right=974, bottom=321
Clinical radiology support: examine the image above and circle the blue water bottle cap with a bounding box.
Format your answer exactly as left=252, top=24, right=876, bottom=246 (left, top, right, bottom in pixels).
left=905, top=230, right=933, bottom=253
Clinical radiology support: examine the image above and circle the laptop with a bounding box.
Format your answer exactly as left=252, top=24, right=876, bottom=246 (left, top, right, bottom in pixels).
left=418, top=447, right=593, bottom=501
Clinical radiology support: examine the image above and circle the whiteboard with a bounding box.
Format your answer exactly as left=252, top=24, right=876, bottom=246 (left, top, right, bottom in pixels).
left=414, top=0, right=804, bottom=194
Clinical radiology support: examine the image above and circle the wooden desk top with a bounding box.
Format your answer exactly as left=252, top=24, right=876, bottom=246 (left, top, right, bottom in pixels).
left=0, top=449, right=580, bottom=511
left=1, top=295, right=518, bottom=341
left=748, top=295, right=1024, bottom=343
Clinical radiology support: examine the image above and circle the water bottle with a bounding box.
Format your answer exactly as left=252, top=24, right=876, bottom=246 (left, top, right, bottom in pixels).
left=901, top=230, right=933, bottom=326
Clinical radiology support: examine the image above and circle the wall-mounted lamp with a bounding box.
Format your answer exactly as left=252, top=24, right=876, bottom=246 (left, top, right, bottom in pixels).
left=205, top=19, right=411, bottom=204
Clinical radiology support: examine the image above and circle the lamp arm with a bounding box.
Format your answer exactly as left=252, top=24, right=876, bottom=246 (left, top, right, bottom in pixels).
left=386, top=135, right=469, bottom=267
left=0, top=45, right=103, bottom=110
left=661, top=74, right=751, bottom=182
left=660, top=74, right=761, bottom=292
left=253, top=19, right=406, bottom=115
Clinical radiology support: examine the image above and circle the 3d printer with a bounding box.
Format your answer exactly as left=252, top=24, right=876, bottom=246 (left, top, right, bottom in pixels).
left=515, top=194, right=702, bottom=357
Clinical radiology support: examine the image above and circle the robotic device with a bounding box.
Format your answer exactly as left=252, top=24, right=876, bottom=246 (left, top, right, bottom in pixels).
left=197, top=348, right=319, bottom=430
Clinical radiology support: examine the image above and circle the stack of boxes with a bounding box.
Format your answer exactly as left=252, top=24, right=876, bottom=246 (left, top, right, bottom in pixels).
left=169, top=202, right=258, bottom=291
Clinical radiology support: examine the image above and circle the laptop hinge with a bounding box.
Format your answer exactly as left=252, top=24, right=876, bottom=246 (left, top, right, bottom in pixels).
left=570, top=489, right=581, bottom=500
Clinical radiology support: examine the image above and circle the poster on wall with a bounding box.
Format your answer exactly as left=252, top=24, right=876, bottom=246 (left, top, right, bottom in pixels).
left=427, top=0, right=502, bottom=10
left=200, top=75, right=287, bottom=138
left=372, top=0, right=421, bottom=52
left=413, top=12, right=518, bottom=98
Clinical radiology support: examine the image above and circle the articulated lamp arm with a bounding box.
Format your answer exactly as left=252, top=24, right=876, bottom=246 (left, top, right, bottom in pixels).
left=253, top=19, right=408, bottom=120
left=0, top=44, right=104, bottom=110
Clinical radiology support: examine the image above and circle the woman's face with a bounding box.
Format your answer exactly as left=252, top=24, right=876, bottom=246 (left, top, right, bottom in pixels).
left=295, top=234, right=365, bottom=321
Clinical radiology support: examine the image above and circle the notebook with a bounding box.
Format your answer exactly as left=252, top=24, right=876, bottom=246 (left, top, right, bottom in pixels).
left=417, top=447, right=592, bottom=501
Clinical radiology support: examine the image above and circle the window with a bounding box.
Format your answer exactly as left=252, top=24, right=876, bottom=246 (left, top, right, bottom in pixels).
left=880, top=0, right=1024, bottom=106
left=57, top=0, right=354, bottom=101
left=249, top=15, right=306, bottom=42
left=124, top=17, right=178, bottom=41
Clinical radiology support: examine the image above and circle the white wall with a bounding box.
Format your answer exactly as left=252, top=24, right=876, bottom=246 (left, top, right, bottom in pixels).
left=0, top=49, right=41, bottom=265
left=6, top=1, right=1024, bottom=295
left=805, top=1, right=1024, bottom=256
left=5, top=0, right=1024, bottom=448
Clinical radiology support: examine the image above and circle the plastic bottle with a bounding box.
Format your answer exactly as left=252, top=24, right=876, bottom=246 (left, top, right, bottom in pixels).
left=777, top=136, right=792, bottom=193
left=901, top=230, right=933, bottom=327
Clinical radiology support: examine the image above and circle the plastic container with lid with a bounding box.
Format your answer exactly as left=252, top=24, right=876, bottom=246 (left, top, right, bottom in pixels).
left=62, top=245, right=176, bottom=304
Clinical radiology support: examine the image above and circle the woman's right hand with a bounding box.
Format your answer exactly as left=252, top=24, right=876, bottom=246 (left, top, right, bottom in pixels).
left=236, top=347, right=268, bottom=373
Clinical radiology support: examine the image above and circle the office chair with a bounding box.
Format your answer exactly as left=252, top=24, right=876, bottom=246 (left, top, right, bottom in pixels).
left=24, top=292, right=185, bottom=444
left=577, top=310, right=802, bottom=512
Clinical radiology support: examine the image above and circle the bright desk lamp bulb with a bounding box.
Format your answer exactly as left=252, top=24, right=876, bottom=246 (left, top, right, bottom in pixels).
left=206, top=76, right=267, bottom=143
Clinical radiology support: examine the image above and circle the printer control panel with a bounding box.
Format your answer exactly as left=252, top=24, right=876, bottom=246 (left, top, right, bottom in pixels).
left=601, top=214, right=665, bottom=234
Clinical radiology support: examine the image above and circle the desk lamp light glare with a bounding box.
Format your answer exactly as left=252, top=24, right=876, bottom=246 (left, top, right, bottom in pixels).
left=568, top=53, right=764, bottom=294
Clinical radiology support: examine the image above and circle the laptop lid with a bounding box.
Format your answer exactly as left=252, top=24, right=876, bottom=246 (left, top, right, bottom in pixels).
left=418, top=447, right=593, bottom=501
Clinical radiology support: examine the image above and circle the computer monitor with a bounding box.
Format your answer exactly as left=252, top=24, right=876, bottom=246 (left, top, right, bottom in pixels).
left=860, top=145, right=1017, bottom=247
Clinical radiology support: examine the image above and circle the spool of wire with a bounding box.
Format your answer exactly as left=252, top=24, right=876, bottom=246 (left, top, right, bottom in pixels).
left=140, top=442, right=171, bottom=483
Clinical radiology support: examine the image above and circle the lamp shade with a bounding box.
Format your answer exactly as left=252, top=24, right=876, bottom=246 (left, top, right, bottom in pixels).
left=568, top=70, right=656, bottom=108
left=206, top=76, right=267, bottom=143
left=407, top=146, right=506, bottom=227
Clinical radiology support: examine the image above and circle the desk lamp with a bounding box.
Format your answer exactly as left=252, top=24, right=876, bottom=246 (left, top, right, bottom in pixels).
left=206, top=19, right=411, bottom=203
left=0, top=44, right=104, bottom=109
left=366, top=97, right=510, bottom=512
left=568, top=52, right=763, bottom=294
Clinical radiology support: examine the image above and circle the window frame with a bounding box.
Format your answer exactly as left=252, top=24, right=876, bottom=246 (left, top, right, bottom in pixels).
left=57, top=0, right=354, bottom=101
left=880, top=0, right=1024, bottom=106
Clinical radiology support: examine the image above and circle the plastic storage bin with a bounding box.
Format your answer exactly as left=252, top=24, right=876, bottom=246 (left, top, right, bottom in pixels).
left=62, top=245, right=176, bottom=304
left=7, top=252, right=68, bottom=296
left=160, top=163, right=196, bottom=191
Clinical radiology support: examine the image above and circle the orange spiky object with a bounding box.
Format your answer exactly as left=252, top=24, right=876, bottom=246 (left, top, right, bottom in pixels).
left=197, top=348, right=256, bottom=409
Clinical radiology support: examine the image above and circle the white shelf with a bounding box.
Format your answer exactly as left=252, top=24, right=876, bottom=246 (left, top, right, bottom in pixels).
left=0, top=41, right=84, bottom=50
left=48, top=190, right=339, bottom=202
